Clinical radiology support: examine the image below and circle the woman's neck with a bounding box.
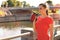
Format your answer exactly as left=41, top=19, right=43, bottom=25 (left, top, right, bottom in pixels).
left=41, top=13, right=48, bottom=18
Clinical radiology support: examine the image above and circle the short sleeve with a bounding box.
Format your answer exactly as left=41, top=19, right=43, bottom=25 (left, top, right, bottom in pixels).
left=48, top=17, right=53, bottom=24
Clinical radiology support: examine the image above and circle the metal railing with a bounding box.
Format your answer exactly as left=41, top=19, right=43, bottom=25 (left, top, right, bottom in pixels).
left=0, top=25, right=59, bottom=40
left=0, top=32, right=31, bottom=40
left=54, top=25, right=60, bottom=36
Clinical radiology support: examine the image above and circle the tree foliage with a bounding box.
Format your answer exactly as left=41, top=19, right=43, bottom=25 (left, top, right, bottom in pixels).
left=1, top=0, right=30, bottom=7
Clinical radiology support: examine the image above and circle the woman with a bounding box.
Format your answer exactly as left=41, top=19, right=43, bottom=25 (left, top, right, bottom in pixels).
left=33, top=3, right=54, bottom=40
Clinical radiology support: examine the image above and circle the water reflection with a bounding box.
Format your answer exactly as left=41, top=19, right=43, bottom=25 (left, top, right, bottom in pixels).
left=0, top=27, right=21, bottom=40
left=0, top=21, right=32, bottom=40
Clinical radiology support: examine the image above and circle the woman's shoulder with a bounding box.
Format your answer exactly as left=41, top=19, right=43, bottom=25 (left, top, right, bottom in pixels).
left=47, top=16, right=53, bottom=21
left=48, top=16, right=53, bottom=19
left=47, top=16, right=53, bottom=24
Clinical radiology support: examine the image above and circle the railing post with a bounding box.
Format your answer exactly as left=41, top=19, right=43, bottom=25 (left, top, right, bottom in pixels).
left=21, top=28, right=34, bottom=40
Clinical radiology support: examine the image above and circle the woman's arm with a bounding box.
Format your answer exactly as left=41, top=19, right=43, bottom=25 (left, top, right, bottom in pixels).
left=33, top=17, right=36, bottom=32
left=49, top=24, right=54, bottom=40
left=33, top=17, right=37, bottom=40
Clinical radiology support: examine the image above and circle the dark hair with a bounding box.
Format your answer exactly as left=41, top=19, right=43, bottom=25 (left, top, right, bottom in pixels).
left=39, top=3, right=48, bottom=15
left=39, top=3, right=46, bottom=8
left=46, top=10, right=48, bottom=15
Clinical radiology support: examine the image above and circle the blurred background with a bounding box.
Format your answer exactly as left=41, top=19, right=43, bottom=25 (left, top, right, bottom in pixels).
left=0, top=0, right=60, bottom=40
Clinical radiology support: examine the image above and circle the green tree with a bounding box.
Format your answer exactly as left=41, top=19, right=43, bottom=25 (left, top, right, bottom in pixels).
left=1, top=1, right=8, bottom=7
left=7, top=0, right=14, bottom=7
left=26, top=3, right=30, bottom=7
left=22, top=1, right=31, bottom=7
left=1, top=0, right=30, bottom=7
left=16, top=1, right=22, bottom=7
left=46, top=0, right=53, bottom=9
left=22, top=1, right=26, bottom=7
left=7, top=0, right=23, bottom=7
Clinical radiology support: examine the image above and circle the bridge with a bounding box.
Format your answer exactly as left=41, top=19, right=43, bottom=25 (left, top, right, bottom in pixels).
left=0, top=7, right=33, bottom=23
left=0, top=16, right=31, bottom=23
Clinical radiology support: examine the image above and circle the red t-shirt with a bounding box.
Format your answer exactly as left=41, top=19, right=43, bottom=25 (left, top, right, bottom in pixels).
left=35, top=16, right=53, bottom=40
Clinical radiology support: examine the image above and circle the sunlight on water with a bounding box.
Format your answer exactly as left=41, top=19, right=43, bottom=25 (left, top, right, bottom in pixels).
left=0, top=27, right=21, bottom=40
left=0, top=21, right=32, bottom=40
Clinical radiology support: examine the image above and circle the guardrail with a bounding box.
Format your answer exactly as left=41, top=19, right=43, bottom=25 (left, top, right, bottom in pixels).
left=54, top=25, right=60, bottom=36
left=0, top=32, right=31, bottom=40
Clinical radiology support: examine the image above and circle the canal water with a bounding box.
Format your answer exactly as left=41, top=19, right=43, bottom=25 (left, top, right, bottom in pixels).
left=0, top=21, right=60, bottom=40
left=0, top=21, right=33, bottom=40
